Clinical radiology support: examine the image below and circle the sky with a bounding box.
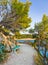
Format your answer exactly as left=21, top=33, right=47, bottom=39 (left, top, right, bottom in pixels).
left=21, top=0, right=48, bottom=28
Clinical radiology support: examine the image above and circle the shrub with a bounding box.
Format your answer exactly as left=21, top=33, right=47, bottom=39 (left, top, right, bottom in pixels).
left=0, top=43, right=8, bottom=63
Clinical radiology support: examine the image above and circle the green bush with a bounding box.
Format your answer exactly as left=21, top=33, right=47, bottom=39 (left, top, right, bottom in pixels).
left=0, top=43, right=8, bottom=63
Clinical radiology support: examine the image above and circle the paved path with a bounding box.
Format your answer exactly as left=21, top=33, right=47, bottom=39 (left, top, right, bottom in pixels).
left=1, top=44, right=37, bottom=65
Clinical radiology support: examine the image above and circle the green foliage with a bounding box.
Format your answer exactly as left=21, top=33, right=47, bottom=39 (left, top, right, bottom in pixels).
left=17, top=16, right=31, bottom=29
left=11, top=0, right=32, bottom=30
left=12, top=0, right=31, bottom=16
left=0, top=43, right=8, bottom=63
left=0, top=26, right=10, bottom=35
left=34, top=14, right=48, bottom=40
left=12, top=0, right=24, bottom=15
left=15, top=33, right=32, bottom=39
left=34, top=14, right=48, bottom=65
left=0, top=0, right=32, bottom=32
left=0, top=0, right=7, bottom=6
left=29, top=28, right=34, bottom=34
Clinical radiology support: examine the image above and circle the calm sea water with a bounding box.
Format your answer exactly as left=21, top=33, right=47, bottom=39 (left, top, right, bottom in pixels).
left=16, top=40, right=35, bottom=43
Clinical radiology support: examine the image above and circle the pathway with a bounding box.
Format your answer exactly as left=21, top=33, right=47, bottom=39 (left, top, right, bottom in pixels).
left=0, top=44, right=37, bottom=65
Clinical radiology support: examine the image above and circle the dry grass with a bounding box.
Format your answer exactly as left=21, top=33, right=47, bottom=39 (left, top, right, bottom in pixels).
left=34, top=54, right=44, bottom=65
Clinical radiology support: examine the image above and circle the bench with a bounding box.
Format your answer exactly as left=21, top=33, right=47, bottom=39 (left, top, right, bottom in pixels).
left=12, top=45, right=20, bottom=51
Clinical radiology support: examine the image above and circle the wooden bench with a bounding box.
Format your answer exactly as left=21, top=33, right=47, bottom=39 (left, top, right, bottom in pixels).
left=12, top=45, right=20, bottom=51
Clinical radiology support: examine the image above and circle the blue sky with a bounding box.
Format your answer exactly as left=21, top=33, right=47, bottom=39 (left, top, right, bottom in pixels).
left=21, top=0, right=48, bottom=28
